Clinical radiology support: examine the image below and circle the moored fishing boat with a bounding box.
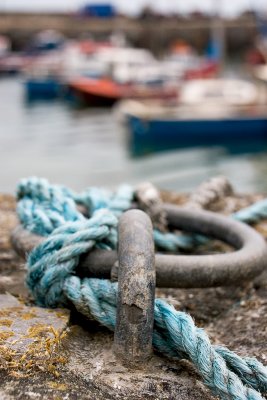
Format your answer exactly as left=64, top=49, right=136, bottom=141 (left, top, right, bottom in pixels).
left=69, top=77, right=177, bottom=107
left=0, top=35, right=10, bottom=57
left=163, top=39, right=219, bottom=81
left=0, top=35, right=30, bottom=75
left=24, top=76, right=63, bottom=101
left=116, top=79, right=267, bottom=156
left=23, top=51, right=65, bottom=100
left=183, top=60, right=218, bottom=80
left=0, top=53, right=31, bottom=75
left=67, top=38, right=223, bottom=107
left=67, top=44, right=218, bottom=107
left=252, top=64, right=267, bottom=85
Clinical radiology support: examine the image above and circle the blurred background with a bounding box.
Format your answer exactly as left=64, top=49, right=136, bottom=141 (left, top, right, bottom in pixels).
left=1, top=0, right=267, bottom=194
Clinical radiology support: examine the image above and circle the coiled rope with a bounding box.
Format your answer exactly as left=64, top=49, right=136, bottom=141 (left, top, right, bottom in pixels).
left=17, top=177, right=267, bottom=400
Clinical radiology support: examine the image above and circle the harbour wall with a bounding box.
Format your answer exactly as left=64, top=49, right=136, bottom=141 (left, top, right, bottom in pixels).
left=0, top=13, right=258, bottom=55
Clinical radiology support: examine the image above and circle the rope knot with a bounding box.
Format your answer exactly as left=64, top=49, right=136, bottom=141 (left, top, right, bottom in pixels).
left=26, top=209, right=118, bottom=308
left=17, top=177, right=83, bottom=236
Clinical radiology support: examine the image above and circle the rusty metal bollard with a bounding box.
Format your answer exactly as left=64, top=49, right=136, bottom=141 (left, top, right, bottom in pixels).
left=113, top=209, right=155, bottom=367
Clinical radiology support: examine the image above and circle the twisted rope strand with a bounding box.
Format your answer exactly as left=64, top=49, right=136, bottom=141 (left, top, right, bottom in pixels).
left=153, top=300, right=264, bottom=400
left=216, top=346, right=267, bottom=394
left=233, top=199, right=267, bottom=224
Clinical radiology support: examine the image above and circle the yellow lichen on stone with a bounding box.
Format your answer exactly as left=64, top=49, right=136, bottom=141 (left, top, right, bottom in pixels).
left=21, top=311, right=37, bottom=320
left=0, top=319, right=13, bottom=327
left=47, top=381, right=68, bottom=391
left=26, top=323, right=51, bottom=339
left=0, top=295, right=70, bottom=378
left=0, top=331, right=14, bottom=341
left=0, top=326, right=68, bottom=377
left=0, top=307, right=23, bottom=318
left=0, top=322, right=68, bottom=377
left=56, top=310, right=69, bottom=320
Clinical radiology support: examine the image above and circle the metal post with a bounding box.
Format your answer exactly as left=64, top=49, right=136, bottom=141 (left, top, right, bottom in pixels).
left=113, top=209, right=155, bottom=367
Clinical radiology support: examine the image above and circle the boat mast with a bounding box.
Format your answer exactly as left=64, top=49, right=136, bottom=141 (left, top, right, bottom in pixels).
left=210, top=0, right=225, bottom=75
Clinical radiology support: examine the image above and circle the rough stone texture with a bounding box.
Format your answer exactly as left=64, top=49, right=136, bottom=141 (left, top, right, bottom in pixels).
left=65, top=325, right=214, bottom=400
left=0, top=192, right=266, bottom=399
left=0, top=293, right=69, bottom=354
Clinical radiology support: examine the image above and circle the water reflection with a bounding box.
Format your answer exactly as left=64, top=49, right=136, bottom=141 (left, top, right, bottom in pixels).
left=0, top=77, right=266, bottom=194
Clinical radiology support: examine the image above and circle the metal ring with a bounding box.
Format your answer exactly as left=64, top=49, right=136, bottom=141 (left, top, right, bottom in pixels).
left=11, top=204, right=267, bottom=288
left=113, top=210, right=155, bottom=366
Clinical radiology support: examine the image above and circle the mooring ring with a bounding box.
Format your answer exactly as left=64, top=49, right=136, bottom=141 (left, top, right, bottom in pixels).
left=11, top=204, right=267, bottom=288
left=114, top=209, right=155, bottom=366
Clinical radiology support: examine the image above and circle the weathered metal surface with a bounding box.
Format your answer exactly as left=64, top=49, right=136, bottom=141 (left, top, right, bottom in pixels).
left=12, top=205, right=267, bottom=288
left=114, top=210, right=155, bottom=366
left=158, top=203, right=267, bottom=287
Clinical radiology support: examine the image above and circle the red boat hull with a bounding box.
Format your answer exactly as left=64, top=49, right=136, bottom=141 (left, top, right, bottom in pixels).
left=69, top=78, right=177, bottom=107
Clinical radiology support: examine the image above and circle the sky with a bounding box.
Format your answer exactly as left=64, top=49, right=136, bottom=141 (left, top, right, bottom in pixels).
left=0, top=0, right=267, bottom=17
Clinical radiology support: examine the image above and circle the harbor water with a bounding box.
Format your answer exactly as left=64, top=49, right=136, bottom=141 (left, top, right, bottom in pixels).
left=1, top=77, right=267, bottom=195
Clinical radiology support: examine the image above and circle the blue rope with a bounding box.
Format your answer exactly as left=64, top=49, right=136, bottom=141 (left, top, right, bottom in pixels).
left=17, top=177, right=193, bottom=251
left=17, top=177, right=84, bottom=236
left=17, top=177, right=267, bottom=400
left=18, top=178, right=267, bottom=252
left=233, top=199, right=267, bottom=224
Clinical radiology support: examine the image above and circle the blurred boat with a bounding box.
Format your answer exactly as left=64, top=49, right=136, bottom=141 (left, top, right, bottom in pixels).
left=22, top=39, right=112, bottom=100
left=247, top=36, right=267, bottom=82
left=25, top=30, right=65, bottom=55
left=0, top=31, right=66, bottom=76
left=68, top=46, right=178, bottom=106
left=163, top=40, right=219, bottom=81
left=68, top=43, right=219, bottom=107
left=22, top=40, right=218, bottom=104
left=22, top=42, right=141, bottom=101
left=116, top=79, right=267, bottom=156
left=252, top=64, right=267, bottom=85
left=247, top=15, right=267, bottom=79
left=178, top=79, right=261, bottom=105
left=25, top=77, right=62, bottom=101
left=23, top=51, right=65, bottom=100
left=0, top=53, right=32, bottom=75
left=0, top=35, right=10, bottom=57
left=89, top=46, right=159, bottom=82
left=69, top=77, right=177, bottom=107
left=0, top=35, right=26, bottom=75
left=183, top=60, right=218, bottom=80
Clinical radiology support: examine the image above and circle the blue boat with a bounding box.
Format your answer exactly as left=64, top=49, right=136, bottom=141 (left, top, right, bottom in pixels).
left=118, top=103, right=267, bottom=157
left=117, top=79, right=267, bottom=156
left=126, top=112, right=267, bottom=156
left=25, top=78, right=63, bottom=101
